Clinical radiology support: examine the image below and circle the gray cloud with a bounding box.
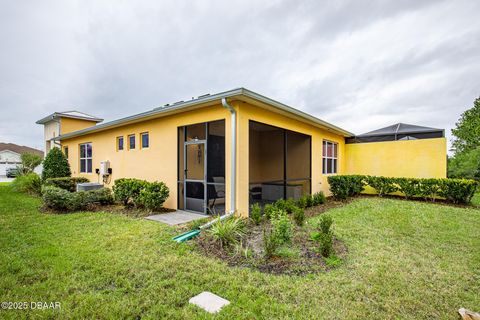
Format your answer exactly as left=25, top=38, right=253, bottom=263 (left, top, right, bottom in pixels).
left=0, top=0, right=479, bottom=152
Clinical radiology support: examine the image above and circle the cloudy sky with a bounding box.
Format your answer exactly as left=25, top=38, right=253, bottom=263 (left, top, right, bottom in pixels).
left=1, top=0, right=479, bottom=151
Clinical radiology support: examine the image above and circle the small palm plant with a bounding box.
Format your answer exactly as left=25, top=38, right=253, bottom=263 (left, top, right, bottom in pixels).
left=207, top=217, right=246, bottom=248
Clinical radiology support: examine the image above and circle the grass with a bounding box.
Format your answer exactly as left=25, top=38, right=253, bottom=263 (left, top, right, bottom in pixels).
left=0, top=184, right=479, bottom=319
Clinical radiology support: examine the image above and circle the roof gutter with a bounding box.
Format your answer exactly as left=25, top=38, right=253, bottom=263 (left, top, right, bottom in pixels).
left=221, top=98, right=236, bottom=214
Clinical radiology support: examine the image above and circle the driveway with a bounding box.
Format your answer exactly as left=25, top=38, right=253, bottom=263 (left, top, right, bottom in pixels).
left=0, top=176, right=14, bottom=183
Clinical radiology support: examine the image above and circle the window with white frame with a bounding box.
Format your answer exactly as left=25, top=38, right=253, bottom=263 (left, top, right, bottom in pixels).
left=322, top=140, right=337, bottom=174
left=141, top=132, right=149, bottom=148
left=79, top=143, right=92, bottom=173
left=128, top=134, right=136, bottom=149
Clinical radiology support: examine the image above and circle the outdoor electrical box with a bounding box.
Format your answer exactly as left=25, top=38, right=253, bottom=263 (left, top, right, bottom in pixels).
left=99, top=161, right=110, bottom=176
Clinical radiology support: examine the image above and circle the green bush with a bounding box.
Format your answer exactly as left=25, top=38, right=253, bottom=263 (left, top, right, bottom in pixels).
left=207, top=217, right=245, bottom=248
left=263, top=204, right=275, bottom=219
left=270, top=209, right=293, bottom=245
left=418, top=178, right=441, bottom=202
left=42, top=186, right=114, bottom=212
left=328, top=175, right=478, bottom=204
left=113, top=178, right=148, bottom=206
left=296, top=195, right=309, bottom=209
left=42, top=186, right=80, bottom=211
left=311, top=192, right=326, bottom=206
left=11, top=173, right=42, bottom=195
left=45, top=177, right=90, bottom=192
left=367, top=176, right=398, bottom=196
left=328, top=175, right=366, bottom=199
left=136, top=181, right=169, bottom=211
left=84, top=188, right=114, bottom=205
left=273, top=198, right=297, bottom=214
left=292, top=206, right=305, bottom=226
left=311, top=215, right=334, bottom=257
left=318, top=215, right=333, bottom=234
left=262, top=227, right=277, bottom=259
left=42, top=148, right=71, bottom=180
left=438, top=179, right=478, bottom=204
left=396, top=178, right=420, bottom=199
left=250, top=203, right=262, bottom=225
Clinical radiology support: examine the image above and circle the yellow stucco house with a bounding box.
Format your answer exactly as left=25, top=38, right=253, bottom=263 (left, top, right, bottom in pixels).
left=36, top=88, right=446, bottom=216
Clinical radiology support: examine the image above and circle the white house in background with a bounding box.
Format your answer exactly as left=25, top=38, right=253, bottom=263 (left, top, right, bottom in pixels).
left=0, top=143, right=44, bottom=176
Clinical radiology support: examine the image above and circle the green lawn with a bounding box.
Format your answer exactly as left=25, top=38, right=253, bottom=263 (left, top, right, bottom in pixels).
left=0, top=185, right=479, bottom=319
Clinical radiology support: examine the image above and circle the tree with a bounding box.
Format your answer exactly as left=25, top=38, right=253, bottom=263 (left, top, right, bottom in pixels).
left=447, top=147, right=480, bottom=180
left=451, top=97, right=480, bottom=154
left=16, top=152, right=42, bottom=175
left=42, top=147, right=71, bottom=180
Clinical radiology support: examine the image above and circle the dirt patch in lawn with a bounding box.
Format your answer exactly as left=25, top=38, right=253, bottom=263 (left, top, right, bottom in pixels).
left=195, top=201, right=349, bottom=276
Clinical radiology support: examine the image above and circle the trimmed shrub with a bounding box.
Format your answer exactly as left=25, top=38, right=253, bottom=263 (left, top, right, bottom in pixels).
left=273, top=198, right=297, bottom=214
left=292, top=206, right=305, bottom=227
left=311, top=215, right=334, bottom=257
left=296, top=194, right=309, bottom=209
left=11, top=173, right=42, bottom=195
left=328, top=175, right=366, bottom=199
left=263, top=204, right=275, bottom=219
left=45, top=177, right=90, bottom=192
left=42, top=186, right=80, bottom=211
left=311, top=192, right=326, bottom=206
left=262, top=227, right=277, bottom=258
left=438, top=179, right=477, bottom=204
left=250, top=203, right=262, bottom=225
left=396, top=178, right=421, bottom=199
left=207, top=217, right=245, bottom=248
left=84, top=188, right=114, bottom=205
left=328, top=175, right=478, bottom=204
left=42, top=147, right=71, bottom=180
left=113, top=178, right=147, bottom=206
left=270, top=209, right=293, bottom=245
left=136, top=181, right=169, bottom=211
left=367, top=176, right=398, bottom=196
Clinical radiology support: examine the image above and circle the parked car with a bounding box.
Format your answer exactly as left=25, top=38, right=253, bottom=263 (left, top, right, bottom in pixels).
left=6, top=167, right=19, bottom=178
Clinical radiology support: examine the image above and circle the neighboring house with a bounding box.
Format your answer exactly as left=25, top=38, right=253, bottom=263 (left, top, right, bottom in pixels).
left=36, top=88, right=446, bottom=216
left=0, top=143, right=44, bottom=176
left=35, top=111, right=103, bottom=155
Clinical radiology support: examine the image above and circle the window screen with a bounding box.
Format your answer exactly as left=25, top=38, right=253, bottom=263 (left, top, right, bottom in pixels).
left=79, top=143, right=92, bottom=173
left=322, top=140, right=337, bottom=174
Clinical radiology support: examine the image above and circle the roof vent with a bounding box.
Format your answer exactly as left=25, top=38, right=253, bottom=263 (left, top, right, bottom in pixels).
left=173, top=100, right=184, bottom=105
left=198, top=93, right=210, bottom=99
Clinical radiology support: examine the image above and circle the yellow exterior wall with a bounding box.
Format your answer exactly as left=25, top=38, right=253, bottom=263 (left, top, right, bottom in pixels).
left=60, top=104, right=231, bottom=211
left=236, top=101, right=346, bottom=216
left=60, top=117, right=99, bottom=135
left=345, top=138, right=447, bottom=178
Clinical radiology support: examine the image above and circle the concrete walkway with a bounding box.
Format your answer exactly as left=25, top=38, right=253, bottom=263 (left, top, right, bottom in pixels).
left=145, top=210, right=207, bottom=226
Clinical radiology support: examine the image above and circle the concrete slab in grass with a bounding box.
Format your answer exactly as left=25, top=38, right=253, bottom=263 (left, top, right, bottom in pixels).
left=189, top=291, right=230, bottom=314
left=145, top=210, right=206, bottom=226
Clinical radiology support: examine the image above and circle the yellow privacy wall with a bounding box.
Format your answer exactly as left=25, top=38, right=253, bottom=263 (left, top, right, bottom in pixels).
left=345, top=138, right=447, bottom=178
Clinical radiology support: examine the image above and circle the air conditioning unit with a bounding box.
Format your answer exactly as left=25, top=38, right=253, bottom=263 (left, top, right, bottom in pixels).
left=77, top=182, right=104, bottom=192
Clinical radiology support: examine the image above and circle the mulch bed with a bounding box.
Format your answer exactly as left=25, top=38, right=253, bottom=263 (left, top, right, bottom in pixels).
left=41, top=204, right=175, bottom=217
left=194, top=200, right=349, bottom=276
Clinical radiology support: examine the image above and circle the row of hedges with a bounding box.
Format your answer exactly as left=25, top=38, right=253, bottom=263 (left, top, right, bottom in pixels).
left=327, top=175, right=478, bottom=204
left=113, top=178, right=169, bottom=211
left=42, top=186, right=114, bottom=211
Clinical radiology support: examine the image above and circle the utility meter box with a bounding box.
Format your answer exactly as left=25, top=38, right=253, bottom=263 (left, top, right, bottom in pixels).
left=100, top=161, right=110, bottom=176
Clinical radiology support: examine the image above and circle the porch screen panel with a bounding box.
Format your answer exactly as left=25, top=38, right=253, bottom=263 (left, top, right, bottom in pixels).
left=207, top=120, right=225, bottom=214
left=286, top=131, right=311, bottom=199
left=249, top=121, right=285, bottom=205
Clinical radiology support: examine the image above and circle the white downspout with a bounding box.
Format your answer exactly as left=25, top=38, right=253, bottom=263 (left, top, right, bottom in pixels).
left=221, top=98, right=236, bottom=214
